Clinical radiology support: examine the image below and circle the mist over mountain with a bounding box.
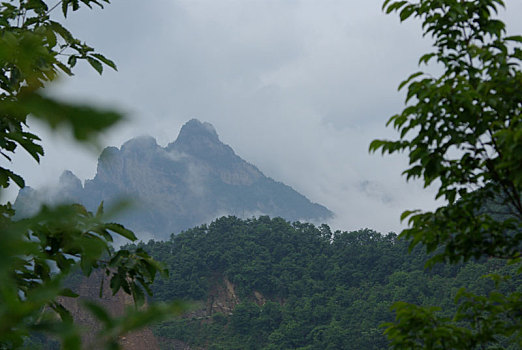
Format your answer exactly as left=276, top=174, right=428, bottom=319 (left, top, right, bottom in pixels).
left=15, top=119, right=332, bottom=240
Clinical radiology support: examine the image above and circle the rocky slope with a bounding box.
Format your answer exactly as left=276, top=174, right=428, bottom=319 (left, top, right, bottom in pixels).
left=16, top=119, right=333, bottom=240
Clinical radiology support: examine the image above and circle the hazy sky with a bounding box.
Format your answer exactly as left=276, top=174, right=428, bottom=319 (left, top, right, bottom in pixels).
left=7, top=0, right=522, bottom=235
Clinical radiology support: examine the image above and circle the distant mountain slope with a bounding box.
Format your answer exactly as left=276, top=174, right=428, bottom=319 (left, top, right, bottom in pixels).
left=15, top=119, right=333, bottom=240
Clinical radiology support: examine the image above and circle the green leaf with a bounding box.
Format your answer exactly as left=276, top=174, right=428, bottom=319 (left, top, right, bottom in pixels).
left=382, top=0, right=392, bottom=11
left=505, top=35, right=522, bottom=43
left=4, top=131, right=44, bottom=162
left=62, top=0, right=69, bottom=16
left=68, top=55, right=77, bottom=68
left=109, top=274, right=123, bottom=295
left=0, top=168, right=26, bottom=188
left=385, top=1, right=407, bottom=14
left=398, top=71, right=423, bottom=91
left=418, top=53, right=435, bottom=65
left=59, top=288, right=79, bottom=298
left=400, top=209, right=419, bottom=222
left=130, top=282, right=145, bottom=306
left=369, top=139, right=384, bottom=153
left=7, top=92, right=123, bottom=142
left=104, top=223, right=137, bottom=241
left=399, top=5, right=415, bottom=22
left=48, top=21, right=74, bottom=42
left=91, top=53, right=117, bottom=71
left=51, top=302, right=73, bottom=323
left=87, top=56, right=103, bottom=74
left=96, top=201, right=104, bottom=218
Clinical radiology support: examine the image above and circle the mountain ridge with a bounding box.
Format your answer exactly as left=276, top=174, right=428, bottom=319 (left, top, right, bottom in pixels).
left=15, top=119, right=333, bottom=240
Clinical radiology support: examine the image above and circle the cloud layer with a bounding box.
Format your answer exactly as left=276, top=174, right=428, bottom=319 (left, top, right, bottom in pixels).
left=8, top=0, right=522, bottom=234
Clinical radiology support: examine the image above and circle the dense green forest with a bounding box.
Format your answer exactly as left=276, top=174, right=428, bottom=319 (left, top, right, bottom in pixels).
left=129, top=216, right=520, bottom=350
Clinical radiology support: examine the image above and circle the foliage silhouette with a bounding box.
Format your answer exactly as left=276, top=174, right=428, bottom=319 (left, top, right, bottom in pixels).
left=0, top=1, right=182, bottom=348
left=370, top=0, right=522, bottom=348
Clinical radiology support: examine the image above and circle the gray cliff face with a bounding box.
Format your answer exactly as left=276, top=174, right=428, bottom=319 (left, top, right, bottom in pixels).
left=16, top=119, right=333, bottom=240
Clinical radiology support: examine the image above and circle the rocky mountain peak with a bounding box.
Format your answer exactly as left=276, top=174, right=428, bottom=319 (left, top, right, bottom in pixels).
left=179, top=119, right=219, bottom=140
left=167, top=119, right=234, bottom=160
left=15, top=119, right=333, bottom=240
left=59, top=170, right=83, bottom=191
left=121, top=135, right=159, bottom=153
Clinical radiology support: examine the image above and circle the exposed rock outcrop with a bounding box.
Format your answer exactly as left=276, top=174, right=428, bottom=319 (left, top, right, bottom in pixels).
left=16, top=119, right=333, bottom=240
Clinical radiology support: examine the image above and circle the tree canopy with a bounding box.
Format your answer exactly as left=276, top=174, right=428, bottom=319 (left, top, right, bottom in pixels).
left=129, top=216, right=519, bottom=350
left=370, top=0, right=521, bottom=348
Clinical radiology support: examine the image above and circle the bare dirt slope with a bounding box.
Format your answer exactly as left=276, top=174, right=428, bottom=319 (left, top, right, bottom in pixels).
left=58, top=271, right=159, bottom=350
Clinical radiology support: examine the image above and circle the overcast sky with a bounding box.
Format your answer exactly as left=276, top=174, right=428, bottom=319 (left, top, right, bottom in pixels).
left=6, top=0, right=522, bottom=235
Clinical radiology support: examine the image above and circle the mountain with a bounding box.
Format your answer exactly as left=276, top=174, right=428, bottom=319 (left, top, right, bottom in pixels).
left=15, top=119, right=333, bottom=240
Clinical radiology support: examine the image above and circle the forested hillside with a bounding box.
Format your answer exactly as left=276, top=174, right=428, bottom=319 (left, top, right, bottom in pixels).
left=132, top=216, right=520, bottom=350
